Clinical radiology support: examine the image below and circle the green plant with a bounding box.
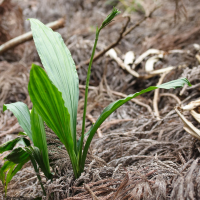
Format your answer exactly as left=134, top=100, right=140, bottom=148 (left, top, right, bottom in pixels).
left=106, top=0, right=145, bottom=14
left=0, top=7, right=191, bottom=196
left=0, top=104, right=52, bottom=196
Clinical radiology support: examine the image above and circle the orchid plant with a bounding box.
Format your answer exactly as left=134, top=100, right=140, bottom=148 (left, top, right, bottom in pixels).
left=0, top=8, right=191, bottom=196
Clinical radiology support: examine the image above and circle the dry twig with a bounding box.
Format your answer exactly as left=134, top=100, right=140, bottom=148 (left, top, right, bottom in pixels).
left=84, top=184, right=100, bottom=200
left=174, top=0, right=187, bottom=22
left=153, top=73, right=168, bottom=120
left=0, top=123, right=21, bottom=138
left=175, top=107, right=200, bottom=140
left=0, top=18, right=65, bottom=54
left=160, top=93, right=181, bottom=105
left=100, top=118, right=135, bottom=131
left=106, top=48, right=139, bottom=77
left=111, top=172, right=129, bottom=200
left=86, top=113, right=103, bottom=138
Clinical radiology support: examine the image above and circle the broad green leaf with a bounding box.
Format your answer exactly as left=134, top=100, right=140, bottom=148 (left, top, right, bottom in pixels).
left=5, top=146, right=52, bottom=182
left=3, top=102, right=32, bottom=141
left=29, top=19, right=79, bottom=150
left=24, top=146, right=52, bottom=179
left=28, top=64, right=78, bottom=177
left=81, top=78, right=191, bottom=168
left=5, top=147, right=30, bottom=164
left=31, top=106, right=51, bottom=178
left=0, top=137, right=30, bottom=153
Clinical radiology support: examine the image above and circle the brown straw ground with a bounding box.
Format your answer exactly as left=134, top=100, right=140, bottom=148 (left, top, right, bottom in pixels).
left=1, top=0, right=200, bottom=199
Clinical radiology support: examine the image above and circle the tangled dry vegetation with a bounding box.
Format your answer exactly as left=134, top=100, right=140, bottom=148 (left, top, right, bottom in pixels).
left=1, top=0, right=200, bottom=199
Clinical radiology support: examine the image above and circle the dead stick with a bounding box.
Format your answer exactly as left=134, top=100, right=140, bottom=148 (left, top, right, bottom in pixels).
left=153, top=72, right=168, bottom=120
left=77, top=6, right=160, bottom=69
left=86, top=113, right=103, bottom=138
left=106, top=49, right=139, bottom=77
left=0, top=123, right=21, bottom=138
left=0, top=18, right=65, bottom=54
left=100, top=118, right=135, bottom=130
left=84, top=184, right=100, bottom=200
left=160, top=93, right=181, bottom=105
left=111, top=173, right=129, bottom=200
left=123, top=6, right=160, bottom=37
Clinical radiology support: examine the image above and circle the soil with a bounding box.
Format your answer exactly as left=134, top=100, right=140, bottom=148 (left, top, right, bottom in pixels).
left=1, top=0, right=200, bottom=199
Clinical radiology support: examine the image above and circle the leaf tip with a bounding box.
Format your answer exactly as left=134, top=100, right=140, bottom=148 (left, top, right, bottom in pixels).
left=3, top=105, right=7, bottom=112
left=31, top=63, right=41, bottom=71
left=188, top=81, right=192, bottom=87
left=182, top=77, right=192, bottom=87
left=100, top=7, right=121, bottom=30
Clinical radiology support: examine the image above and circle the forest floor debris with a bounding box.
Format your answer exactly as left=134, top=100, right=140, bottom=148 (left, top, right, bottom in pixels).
left=1, top=0, right=200, bottom=199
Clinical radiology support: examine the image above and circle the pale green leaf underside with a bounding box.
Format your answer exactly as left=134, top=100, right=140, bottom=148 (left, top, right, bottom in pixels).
left=29, top=18, right=79, bottom=144
left=81, top=78, right=191, bottom=166
left=5, top=147, right=30, bottom=164
left=3, top=102, right=32, bottom=142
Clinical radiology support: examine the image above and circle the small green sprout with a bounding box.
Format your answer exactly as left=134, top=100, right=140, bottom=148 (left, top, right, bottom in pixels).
left=100, top=7, right=121, bottom=30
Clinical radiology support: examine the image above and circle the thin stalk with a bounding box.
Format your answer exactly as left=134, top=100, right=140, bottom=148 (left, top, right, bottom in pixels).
left=78, top=8, right=120, bottom=176
left=4, top=183, right=7, bottom=197
left=65, top=144, right=78, bottom=178
left=30, top=158, right=46, bottom=196
left=79, top=28, right=100, bottom=171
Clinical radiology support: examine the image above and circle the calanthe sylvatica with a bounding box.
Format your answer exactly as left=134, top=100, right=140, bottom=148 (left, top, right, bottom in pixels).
left=0, top=7, right=191, bottom=196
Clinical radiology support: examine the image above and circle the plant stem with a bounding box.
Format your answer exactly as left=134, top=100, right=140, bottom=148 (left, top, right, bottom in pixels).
left=79, top=28, right=100, bottom=171
left=78, top=8, right=120, bottom=176
left=30, top=158, right=46, bottom=196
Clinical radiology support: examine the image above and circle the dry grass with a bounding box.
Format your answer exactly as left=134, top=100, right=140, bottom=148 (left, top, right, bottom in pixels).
left=1, top=0, right=200, bottom=199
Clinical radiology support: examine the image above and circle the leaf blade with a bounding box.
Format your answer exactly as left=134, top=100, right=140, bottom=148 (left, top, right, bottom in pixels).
left=5, top=147, right=30, bottom=164
left=0, top=137, right=30, bottom=153
left=6, top=162, right=25, bottom=188
left=25, top=146, right=52, bottom=179
left=81, top=78, right=191, bottom=168
left=28, top=64, right=78, bottom=177
left=3, top=102, right=32, bottom=141
left=29, top=19, right=79, bottom=148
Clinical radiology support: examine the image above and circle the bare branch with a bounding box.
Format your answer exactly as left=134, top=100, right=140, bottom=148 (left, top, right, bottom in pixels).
left=0, top=18, right=65, bottom=54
